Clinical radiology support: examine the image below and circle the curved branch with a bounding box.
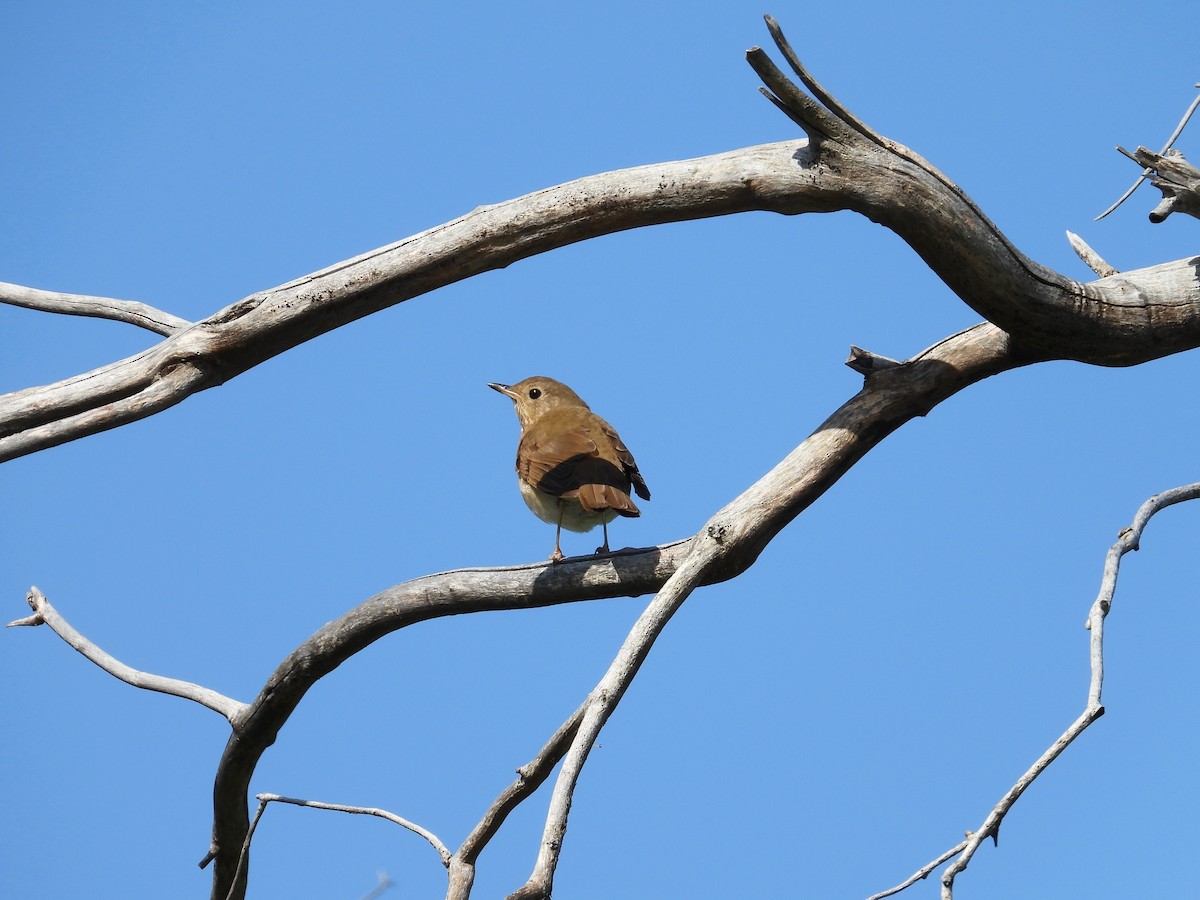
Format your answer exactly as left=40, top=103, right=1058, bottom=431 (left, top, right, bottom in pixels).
left=933, top=483, right=1200, bottom=898
left=206, top=544, right=695, bottom=897
left=5, top=27, right=1200, bottom=461
left=745, top=37, right=1200, bottom=366
left=205, top=316, right=1031, bottom=900
left=0, top=144, right=815, bottom=463
left=865, top=841, right=968, bottom=900
left=9, top=587, right=246, bottom=724
left=0, top=280, right=190, bottom=335
left=252, top=793, right=451, bottom=866
left=10, top=18, right=1199, bottom=900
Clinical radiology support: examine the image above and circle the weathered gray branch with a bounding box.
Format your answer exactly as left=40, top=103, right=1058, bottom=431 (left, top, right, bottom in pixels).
left=9, top=17, right=1200, bottom=900
left=202, top=316, right=1032, bottom=900
left=865, top=483, right=1200, bottom=900
left=865, top=841, right=968, bottom=900
left=508, top=543, right=719, bottom=899
left=1065, top=230, right=1118, bottom=277
left=1128, top=147, right=1200, bottom=222
left=204, top=543, right=694, bottom=897
left=9, top=587, right=247, bottom=723
left=232, top=792, right=452, bottom=878
left=448, top=704, right=587, bottom=898
left=5, top=27, right=1200, bottom=463
left=0, top=280, right=190, bottom=335
left=1097, top=84, right=1200, bottom=220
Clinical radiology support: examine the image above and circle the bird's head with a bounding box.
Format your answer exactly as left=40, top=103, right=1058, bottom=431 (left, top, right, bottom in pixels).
left=488, top=376, right=590, bottom=428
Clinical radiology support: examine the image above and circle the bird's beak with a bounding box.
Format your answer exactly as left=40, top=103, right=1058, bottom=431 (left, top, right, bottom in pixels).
left=487, top=382, right=517, bottom=400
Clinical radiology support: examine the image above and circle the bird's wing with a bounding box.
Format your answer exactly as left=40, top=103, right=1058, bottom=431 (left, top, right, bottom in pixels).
left=519, top=423, right=641, bottom=517
left=600, top=423, right=651, bottom=501
left=518, top=428, right=601, bottom=496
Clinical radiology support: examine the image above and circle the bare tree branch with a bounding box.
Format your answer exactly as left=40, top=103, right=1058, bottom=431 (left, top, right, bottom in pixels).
left=203, top=544, right=691, bottom=896
left=865, top=841, right=968, bottom=900
left=508, top=545, right=718, bottom=899
left=11, top=17, right=1200, bottom=900
left=201, top=317, right=1032, bottom=900
left=930, top=483, right=1200, bottom=898
left=1096, top=83, right=1200, bottom=220
left=449, top=705, right=587, bottom=898
left=221, top=796, right=268, bottom=900
left=1128, top=147, right=1200, bottom=223
left=5, top=29, right=1200, bottom=463
left=939, top=706, right=1106, bottom=899
left=0, top=280, right=190, bottom=335
left=243, top=793, right=451, bottom=867
left=8, top=587, right=246, bottom=724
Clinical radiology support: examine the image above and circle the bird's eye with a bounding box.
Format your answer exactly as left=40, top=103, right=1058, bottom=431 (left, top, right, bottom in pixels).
left=528, top=388, right=542, bottom=399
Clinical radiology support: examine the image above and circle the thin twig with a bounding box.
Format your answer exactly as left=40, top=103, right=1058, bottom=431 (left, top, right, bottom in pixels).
left=939, top=707, right=1104, bottom=899
left=509, top=545, right=720, bottom=899
left=936, top=483, right=1200, bottom=898
left=1095, top=84, right=1200, bottom=220
left=223, top=797, right=269, bottom=900
left=0, top=280, right=189, bottom=335
left=865, top=841, right=968, bottom=900
left=456, top=705, right=586, bottom=866
left=256, top=793, right=452, bottom=867
left=8, top=586, right=247, bottom=724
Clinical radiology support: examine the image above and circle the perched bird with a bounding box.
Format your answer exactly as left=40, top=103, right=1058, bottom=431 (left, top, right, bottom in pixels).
left=488, top=376, right=650, bottom=562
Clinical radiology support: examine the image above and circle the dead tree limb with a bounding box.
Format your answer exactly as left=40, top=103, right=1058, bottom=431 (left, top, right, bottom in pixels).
left=1126, top=147, right=1200, bottom=222
left=0, top=280, right=190, bottom=335
left=4, top=40, right=1200, bottom=463
left=9, top=587, right=246, bottom=723
left=205, top=318, right=1029, bottom=900
left=7, top=16, right=1200, bottom=900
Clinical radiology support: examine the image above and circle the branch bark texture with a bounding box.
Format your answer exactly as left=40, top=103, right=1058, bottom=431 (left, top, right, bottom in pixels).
left=206, top=319, right=1030, bottom=900
left=6, top=16, right=1199, bottom=900
left=4, top=33, right=1199, bottom=460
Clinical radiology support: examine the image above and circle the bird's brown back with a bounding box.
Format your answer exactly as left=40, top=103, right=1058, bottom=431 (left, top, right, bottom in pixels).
left=517, top=407, right=649, bottom=517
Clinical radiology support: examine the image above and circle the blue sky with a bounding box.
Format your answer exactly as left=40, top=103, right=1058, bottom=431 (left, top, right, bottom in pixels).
left=2, top=2, right=1198, bottom=898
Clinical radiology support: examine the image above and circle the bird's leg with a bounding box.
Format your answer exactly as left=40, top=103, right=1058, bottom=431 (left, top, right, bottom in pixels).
left=551, top=503, right=566, bottom=563
left=597, top=520, right=611, bottom=555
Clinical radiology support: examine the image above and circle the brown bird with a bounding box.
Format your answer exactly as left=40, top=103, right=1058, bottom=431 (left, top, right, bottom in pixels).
left=489, top=376, right=650, bottom=562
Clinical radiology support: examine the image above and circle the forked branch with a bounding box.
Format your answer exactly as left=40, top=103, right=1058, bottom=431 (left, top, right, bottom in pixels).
left=8, top=16, right=1200, bottom=900
left=4, top=32, right=1200, bottom=464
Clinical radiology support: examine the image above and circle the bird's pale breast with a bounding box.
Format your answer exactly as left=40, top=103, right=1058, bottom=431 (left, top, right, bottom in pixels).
left=518, top=480, right=620, bottom=533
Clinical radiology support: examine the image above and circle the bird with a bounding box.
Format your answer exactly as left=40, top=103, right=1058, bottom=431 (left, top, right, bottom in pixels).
left=488, top=376, right=650, bottom=562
